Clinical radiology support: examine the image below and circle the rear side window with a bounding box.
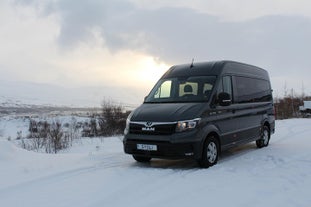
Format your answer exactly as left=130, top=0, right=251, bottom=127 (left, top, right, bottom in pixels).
left=234, top=76, right=272, bottom=103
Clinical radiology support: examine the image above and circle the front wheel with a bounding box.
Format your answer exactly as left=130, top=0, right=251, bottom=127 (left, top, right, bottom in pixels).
left=198, top=136, right=219, bottom=168
left=133, top=155, right=151, bottom=162
left=256, top=125, right=270, bottom=148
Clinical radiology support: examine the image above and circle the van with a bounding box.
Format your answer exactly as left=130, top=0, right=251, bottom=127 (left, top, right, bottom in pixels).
left=123, top=60, right=275, bottom=168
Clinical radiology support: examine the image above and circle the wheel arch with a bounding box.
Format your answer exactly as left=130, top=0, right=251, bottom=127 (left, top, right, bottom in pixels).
left=199, top=124, right=221, bottom=158
left=197, top=129, right=221, bottom=167
left=205, top=131, right=221, bottom=153
left=262, top=120, right=271, bottom=137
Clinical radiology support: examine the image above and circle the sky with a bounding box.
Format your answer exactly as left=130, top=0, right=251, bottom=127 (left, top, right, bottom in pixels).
left=1, top=0, right=311, bottom=107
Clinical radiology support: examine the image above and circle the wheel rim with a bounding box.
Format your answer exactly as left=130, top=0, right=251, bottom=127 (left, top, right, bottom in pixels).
left=263, top=129, right=269, bottom=145
left=207, top=142, right=217, bottom=163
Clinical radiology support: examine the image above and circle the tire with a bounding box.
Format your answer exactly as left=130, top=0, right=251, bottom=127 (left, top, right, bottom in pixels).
left=133, top=155, right=151, bottom=162
left=256, top=125, right=270, bottom=148
left=198, top=136, right=219, bottom=168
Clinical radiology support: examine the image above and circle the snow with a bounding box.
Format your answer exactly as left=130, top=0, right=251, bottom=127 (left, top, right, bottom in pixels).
left=0, top=116, right=29, bottom=140
left=0, top=80, right=143, bottom=108
left=1, top=119, right=311, bottom=207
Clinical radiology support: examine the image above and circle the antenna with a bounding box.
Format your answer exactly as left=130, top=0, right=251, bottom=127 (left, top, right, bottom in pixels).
left=190, top=58, right=194, bottom=68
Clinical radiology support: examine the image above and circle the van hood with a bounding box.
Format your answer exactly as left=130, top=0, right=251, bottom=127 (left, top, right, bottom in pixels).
left=131, top=103, right=205, bottom=122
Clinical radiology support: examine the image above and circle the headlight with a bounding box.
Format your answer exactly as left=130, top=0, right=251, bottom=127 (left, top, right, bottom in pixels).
left=124, top=111, right=134, bottom=135
left=176, top=118, right=201, bottom=132
left=124, top=118, right=130, bottom=135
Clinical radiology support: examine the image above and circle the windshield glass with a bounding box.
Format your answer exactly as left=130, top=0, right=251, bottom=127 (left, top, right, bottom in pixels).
left=145, top=76, right=217, bottom=103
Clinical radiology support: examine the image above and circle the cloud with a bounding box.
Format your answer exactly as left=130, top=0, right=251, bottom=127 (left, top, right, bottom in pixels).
left=55, top=0, right=135, bottom=48
left=11, top=0, right=311, bottom=96
left=15, top=1, right=311, bottom=62
left=130, top=0, right=311, bottom=21
left=24, top=1, right=310, bottom=61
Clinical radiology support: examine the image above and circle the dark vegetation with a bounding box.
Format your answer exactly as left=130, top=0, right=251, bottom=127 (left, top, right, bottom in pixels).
left=274, top=90, right=311, bottom=119
left=21, top=100, right=130, bottom=153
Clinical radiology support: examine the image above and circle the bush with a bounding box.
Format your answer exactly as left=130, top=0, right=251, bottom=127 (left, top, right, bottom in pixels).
left=97, top=100, right=130, bottom=136
left=81, top=100, right=130, bottom=137
left=24, top=119, right=77, bottom=153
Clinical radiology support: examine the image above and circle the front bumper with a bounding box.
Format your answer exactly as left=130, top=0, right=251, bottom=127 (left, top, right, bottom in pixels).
left=123, top=133, right=201, bottom=159
left=124, top=139, right=201, bottom=159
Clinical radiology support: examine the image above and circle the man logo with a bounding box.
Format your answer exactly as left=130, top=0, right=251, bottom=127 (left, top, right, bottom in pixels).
left=142, top=122, right=155, bottom=132
left=145, top=122, right=153, bottom=127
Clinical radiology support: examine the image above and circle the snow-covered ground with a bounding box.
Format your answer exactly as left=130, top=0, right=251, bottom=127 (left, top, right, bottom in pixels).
left=1, top=119, right=311, bottom=207
left=0, top=115, right=91, bottom=140
left=0, top=116, right=29, bottom=140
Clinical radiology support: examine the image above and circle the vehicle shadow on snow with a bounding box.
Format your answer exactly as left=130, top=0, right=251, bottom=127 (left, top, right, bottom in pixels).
left=219, top=143, right=258, bottom=163
left=131, top=158, right=199, bottom=170
left=130, top=143, right=259, bottom=170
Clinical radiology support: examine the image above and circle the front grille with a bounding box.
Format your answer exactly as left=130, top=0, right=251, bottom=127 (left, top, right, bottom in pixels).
left=129, top=123, right=176, bottom=135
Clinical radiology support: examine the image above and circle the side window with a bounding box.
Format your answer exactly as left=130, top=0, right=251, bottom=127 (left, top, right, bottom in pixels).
left=222, top=76, right=232, bottom=97
left=154, top=80, right=172, bottom=98
left=234, top=76, right=272, bottom=103
left=217, top=76, right=233, bottom=104
left=203, top=83, right=213, bottom=91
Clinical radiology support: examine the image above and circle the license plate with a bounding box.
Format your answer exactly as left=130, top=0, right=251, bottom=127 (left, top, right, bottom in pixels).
left=137, top=144, right=157, bottom=151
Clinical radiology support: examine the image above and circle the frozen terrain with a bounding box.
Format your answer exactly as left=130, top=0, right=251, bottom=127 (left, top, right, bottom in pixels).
left=0, top=80, right=143, bottom=108
left=0, top=119, right=311, bottom=207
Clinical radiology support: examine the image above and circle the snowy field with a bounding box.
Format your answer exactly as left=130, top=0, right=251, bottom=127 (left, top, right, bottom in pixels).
left=0, top=115, right=91, bottom=141
left=1, top=118, right=311, bottom=207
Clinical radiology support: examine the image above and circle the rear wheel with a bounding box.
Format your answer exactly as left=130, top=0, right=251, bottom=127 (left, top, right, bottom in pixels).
left=256, top=125, right=270, bottom=148
left=133, top=155, right=151, bottom=162
left=198, top=136, right=219, bottom=168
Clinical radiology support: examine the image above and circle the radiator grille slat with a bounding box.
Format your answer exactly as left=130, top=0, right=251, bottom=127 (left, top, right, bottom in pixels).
left=129, top=123, right=176, bottom=135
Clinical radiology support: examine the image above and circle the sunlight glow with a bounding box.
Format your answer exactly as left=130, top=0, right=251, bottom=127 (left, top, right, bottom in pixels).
left=136, top=57, right=169, bottom=87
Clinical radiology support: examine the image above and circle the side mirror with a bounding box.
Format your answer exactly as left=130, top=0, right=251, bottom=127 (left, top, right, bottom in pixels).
left=218, top=92, right=232, bottom=106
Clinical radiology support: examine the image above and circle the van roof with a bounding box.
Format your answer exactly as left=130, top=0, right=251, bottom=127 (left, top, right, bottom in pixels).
left=163, top=60, right=270, bottom=80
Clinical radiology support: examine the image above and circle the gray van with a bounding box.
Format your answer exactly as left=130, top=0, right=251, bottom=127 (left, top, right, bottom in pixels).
left=123, top=60, right=275, bottom=168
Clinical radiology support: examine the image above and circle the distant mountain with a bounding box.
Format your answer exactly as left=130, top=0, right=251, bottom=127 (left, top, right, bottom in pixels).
left=0, top=80, right=145, bottom=109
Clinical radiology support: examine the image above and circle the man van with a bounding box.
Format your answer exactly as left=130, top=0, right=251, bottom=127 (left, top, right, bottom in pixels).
left=123, top=60, right=275, bottom=168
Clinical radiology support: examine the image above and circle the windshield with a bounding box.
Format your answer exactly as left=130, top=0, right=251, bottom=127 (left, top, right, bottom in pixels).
left=145, top=76, right=217, bottom=103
